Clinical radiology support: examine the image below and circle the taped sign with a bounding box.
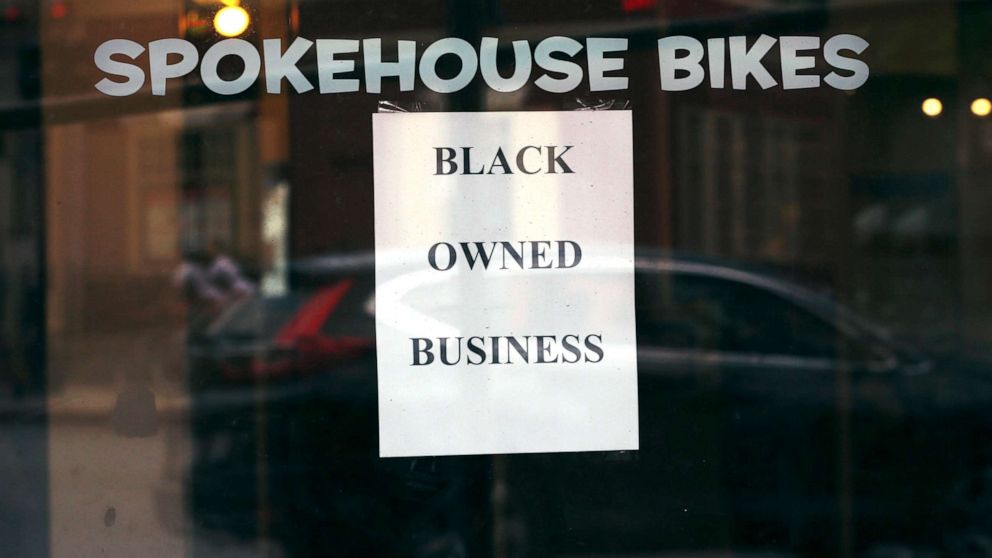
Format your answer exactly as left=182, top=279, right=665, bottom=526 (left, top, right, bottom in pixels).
left=373, top=111, right=638, bottom=457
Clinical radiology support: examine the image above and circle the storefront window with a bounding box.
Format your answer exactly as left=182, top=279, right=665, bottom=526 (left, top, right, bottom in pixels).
left=2, top=0, right=992, bottom=556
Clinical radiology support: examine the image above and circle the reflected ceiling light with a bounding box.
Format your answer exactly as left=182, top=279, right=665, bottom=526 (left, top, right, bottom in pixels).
left=921, top=97, right=943, bottom=118
left=214, top=5, right=250, bottom=37
left=971, top=98, right=992, bottom=117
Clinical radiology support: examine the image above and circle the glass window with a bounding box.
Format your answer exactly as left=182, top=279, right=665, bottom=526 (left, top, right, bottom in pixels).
left=2, top=1, right=992, bottom=556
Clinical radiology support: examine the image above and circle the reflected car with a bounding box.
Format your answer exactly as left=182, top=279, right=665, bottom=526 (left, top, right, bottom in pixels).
left=513, top=255, right=992, bottom=558
left=178, top=252, right=992, bottom=558
left=188, top=275, right=375, bottom=389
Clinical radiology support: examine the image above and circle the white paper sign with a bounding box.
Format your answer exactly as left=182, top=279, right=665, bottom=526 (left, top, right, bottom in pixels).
left=373, top=110, right=638, bottom=457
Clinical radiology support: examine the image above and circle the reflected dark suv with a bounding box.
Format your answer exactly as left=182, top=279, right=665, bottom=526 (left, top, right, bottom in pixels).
left=513, top=256, right=992, bottom=557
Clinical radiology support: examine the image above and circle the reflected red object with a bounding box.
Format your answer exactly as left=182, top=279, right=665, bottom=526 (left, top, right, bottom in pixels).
left=236, top=278, right=374, bottom=379
left=622, top=0, right=656, bottom=13
left=275, top=279, right=353, bottom=346
left=4, top=5, right=21, bottom=22
left=50, top=1, right=68, bottom=19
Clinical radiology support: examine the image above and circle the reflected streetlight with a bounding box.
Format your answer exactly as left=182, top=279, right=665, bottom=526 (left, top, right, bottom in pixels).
left=971, top=98, right=992, bottom=118
left=921, top=98, right=943, bottom=118
left=214, top=5, right=250, bottom=37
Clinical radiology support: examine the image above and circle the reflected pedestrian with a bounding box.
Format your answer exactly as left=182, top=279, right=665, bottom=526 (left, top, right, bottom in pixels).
left=206, top=242, right=255, bottom=302
left=173, top=250, right=224, bottom=338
